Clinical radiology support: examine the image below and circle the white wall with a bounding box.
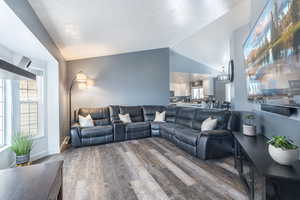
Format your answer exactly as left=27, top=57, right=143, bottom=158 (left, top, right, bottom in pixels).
left=47, top=59, right=60, bottom=154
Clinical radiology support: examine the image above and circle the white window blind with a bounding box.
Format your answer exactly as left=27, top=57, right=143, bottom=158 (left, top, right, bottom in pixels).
left=19, top=80, right=39, bottom=136
left=0, top=80, right=5, bottom=146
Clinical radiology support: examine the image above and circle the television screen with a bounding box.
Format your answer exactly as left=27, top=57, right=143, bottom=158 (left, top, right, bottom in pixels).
left=243, top=0, right=300, bottom=107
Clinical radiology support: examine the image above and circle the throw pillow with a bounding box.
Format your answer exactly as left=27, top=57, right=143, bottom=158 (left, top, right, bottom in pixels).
left=201, top=117, right=218, bottom=131
left=79, top=114, right=94, bottom=127
left=154, top=111, right=166, bottom=122
left=119, top=113, right=132, bottom=123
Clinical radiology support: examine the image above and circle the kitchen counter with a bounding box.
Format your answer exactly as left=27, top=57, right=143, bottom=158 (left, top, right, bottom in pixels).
left=173, top=103, right=206, bottom=108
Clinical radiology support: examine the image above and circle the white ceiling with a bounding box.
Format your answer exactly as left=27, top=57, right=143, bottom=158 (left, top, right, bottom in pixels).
left=0, top=1, right=54, bottom=63
left=171, top=0, right=250, bottom=70
left=28, top=0, right=244, bottom=61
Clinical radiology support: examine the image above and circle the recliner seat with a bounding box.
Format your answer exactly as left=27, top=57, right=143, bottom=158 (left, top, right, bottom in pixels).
left=71, top=107, right=114, bottom=147
left=109, top=105, right=151, bottom=140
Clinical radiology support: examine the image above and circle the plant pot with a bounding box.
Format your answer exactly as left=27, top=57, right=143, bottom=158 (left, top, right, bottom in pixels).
left=243, top=125, right=256, bottom=136
left=16, top=154, right=30, bottom=165
left=268, top=145, right=298, bottom=165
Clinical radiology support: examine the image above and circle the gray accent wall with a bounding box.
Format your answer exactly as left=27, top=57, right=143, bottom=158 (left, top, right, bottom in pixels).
left=230, top=0, right=300, bottom=155
left=67, top=48, right=170, bottom=118
left=170, top=49, right=219, bottom=75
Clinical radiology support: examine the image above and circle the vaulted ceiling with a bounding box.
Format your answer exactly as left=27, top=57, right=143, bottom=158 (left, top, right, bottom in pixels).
left=28, top=0, right=246, bottom=61
left=172, top=0, right=250, bottom=69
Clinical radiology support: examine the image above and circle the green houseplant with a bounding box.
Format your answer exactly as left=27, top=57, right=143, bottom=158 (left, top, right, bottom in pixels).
left=243, top=114, right=256, bottom=136
left=244, top=114, right=256, bottom=126
left=267, top=136, right=299, bottom=165
left=10, top=135, right=33, bottom=165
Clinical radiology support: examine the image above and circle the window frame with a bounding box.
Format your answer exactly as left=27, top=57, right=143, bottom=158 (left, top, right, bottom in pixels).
left=0, top=80, right=6, bottom=147
left=16, top=69, right=45, bottom=139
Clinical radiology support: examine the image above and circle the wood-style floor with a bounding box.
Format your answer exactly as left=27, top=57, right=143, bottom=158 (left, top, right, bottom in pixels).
left=44, top=137, right=248, bottom=200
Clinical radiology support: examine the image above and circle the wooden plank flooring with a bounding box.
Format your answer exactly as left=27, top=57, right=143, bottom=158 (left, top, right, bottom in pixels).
left=42, top=138, right=248, bottom=200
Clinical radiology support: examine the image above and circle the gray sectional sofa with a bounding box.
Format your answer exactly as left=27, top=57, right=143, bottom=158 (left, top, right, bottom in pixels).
left=70, top=105, right=238, bottom=160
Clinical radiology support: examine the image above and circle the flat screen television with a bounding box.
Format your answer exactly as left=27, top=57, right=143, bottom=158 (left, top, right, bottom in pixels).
left=243, top=0, right=300, bottom=107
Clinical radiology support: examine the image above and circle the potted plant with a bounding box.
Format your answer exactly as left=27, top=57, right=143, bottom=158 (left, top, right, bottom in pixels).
left=243, top=114, right=256, bottom=136
left=10, top=135, right=33, bottom=166
left=267, top=136, right=298, bottom=165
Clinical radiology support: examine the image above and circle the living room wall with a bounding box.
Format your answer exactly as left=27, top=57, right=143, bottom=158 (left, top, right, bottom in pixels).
left=67, top=48, right=170, bottom=119
left=230, top=0, right=300, bottom=156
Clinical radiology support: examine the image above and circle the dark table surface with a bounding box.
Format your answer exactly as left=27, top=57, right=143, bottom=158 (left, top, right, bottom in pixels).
left=233, top=132, right=300, bottom=181
left=0, top=160, right=63, bottom=200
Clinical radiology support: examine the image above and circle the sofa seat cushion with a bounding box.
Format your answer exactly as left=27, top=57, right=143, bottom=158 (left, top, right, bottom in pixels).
left=160, top=123, right=185, bottom=135
left=174, top=128, right=200, bottom=146
left=150, top=121, right=165, bottom=130
left=125, top=122, right=150, bottom=133
left=80, top=125, right=113, bottom=138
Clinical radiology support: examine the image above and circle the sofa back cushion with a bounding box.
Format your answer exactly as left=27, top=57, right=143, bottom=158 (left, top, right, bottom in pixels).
left=165, top=105, right=177, bottom=123
left=192, top=109, right=231, bottom=131
left=142, top=105, right=165, bottom=121
left=109, top=105, right=120, bottom=123
left=175, top=107, right=196, bottom=128
left=119, top=106, right=144, bottom=122
left=77, top=107, right=111, bottom=126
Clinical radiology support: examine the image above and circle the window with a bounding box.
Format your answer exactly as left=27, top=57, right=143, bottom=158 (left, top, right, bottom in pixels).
left=0, top=80, right=5, bottom=146
left=19, top=80, right=39, bottom=137
left=191, top=87, right=204, bottom=99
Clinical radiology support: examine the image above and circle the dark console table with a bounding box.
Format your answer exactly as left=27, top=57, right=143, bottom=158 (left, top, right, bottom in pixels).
left=233, top=132, right=300, bottom=200
left=0, top=161, right=63, bottom=200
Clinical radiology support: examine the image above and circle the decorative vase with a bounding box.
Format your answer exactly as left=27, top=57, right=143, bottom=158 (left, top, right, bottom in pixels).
left=16, top=154, right=30, bottom=165
left=268, top=145, right=298, bottom=165
left=243, top=125, right=256, bottom=136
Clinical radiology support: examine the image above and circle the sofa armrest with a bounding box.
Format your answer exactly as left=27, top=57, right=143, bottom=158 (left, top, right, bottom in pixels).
left=70, top=123, right=82, bottom=147
left=200, top=129, right=231, bottom=137
left=197, top=129, right=233, bottom=160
